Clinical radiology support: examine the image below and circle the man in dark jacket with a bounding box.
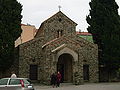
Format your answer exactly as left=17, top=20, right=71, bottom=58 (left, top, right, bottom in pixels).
left=50, top=73, right=57, bottom=88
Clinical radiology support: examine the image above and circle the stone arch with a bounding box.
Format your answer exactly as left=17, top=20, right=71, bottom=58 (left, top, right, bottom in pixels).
left=56, top=47, right=78, bottom=83
left=56, top=47, right=78, bottom=62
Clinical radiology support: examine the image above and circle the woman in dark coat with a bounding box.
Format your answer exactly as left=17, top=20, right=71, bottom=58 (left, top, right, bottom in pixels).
left=50, top=73, right=57, bottom=88
left=56, top=71, right=62, bottom=87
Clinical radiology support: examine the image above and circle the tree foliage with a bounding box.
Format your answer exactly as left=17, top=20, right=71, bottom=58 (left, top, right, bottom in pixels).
left=86, top=0, right=120, bottom=69
left=0, top=0, right=22, bottom=71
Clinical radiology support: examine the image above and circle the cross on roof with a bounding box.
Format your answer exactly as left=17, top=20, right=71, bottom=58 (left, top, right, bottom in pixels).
left=58, top=5, right=61, bottom=11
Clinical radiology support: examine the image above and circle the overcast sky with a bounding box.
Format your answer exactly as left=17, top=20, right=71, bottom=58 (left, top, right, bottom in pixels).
left=17, top=0, right=120, bottom=32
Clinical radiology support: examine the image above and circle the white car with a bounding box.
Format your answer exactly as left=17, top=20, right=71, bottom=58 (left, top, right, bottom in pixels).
left=0, top=78, right=35, bottom=90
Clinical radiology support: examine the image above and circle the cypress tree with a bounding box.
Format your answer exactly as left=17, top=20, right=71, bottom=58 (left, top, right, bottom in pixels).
left=86, top=0, right=120, bottom=69
left=0, top=0, right=22, bottom=71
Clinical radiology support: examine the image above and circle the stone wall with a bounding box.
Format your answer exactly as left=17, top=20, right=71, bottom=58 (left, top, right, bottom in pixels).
left=19, top=38, right=44, bottom=79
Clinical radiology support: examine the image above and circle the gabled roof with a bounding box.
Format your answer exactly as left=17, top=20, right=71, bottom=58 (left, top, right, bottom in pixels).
left=43, top=11, right=77, bottom=25
left=35, top=11, right=77, bottom=38
left=41, top=36, right=97, bottom=53
left=34, top=23, right=44, bottom=38
left=42, top=35, right=84, bottom=49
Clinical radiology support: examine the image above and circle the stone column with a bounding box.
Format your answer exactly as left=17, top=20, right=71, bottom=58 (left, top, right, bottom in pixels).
left=73, top=61, right=83, bottom=85
left=89, top=61, right=99, bottom=82
left=89, top=48, right=99, bottom=83
left=52, top=53, right=57, bottom=73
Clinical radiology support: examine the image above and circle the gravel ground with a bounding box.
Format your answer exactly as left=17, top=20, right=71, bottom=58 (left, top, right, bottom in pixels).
left=34, top=82, right=120, bottom=90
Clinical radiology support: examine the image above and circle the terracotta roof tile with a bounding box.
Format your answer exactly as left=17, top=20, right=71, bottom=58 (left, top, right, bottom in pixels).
left=76, top=32, right=92, bottom=35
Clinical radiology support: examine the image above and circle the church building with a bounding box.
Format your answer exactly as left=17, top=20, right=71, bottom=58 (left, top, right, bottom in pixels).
left=18, top=11, right=99, bottom=84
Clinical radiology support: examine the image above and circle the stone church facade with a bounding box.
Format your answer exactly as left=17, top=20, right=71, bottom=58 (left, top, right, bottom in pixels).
left=18, top=11, right=99, bottom=84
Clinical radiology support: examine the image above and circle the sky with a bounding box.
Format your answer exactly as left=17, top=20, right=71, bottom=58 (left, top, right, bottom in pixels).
left=17, top=0, right=120, bottom=32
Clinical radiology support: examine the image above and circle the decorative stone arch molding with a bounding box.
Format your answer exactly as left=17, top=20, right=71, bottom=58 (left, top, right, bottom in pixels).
left=56, top=47, right=78, bottom=62
left=54, top=47, right=79, bottom=83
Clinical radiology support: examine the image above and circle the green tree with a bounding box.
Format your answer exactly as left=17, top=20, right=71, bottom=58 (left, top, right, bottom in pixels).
left=0, top=0, right=22, bottom=71
left=86, top=0, right=120, bottom=69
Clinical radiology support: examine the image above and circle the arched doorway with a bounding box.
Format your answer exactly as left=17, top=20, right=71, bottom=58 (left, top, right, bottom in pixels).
left=57, top=53, right=73, bottom=83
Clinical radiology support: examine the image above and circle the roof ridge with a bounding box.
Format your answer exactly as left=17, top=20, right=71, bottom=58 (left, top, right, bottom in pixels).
left=42, top=11, right=77, bottom=25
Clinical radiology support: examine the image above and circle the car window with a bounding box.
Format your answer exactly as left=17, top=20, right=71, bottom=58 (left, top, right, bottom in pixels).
left=23, top=79, right=30, bottom=84
left=0, top=78, right=8, bottom=85
left=9, top=79, right=21, bottom=85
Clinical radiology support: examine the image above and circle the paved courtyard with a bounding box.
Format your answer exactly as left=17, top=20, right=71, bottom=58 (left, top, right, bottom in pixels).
left=34, top=82, right=120, bottom=90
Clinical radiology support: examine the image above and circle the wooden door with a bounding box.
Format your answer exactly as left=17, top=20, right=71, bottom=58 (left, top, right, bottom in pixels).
left=29, top=65, right=38, bottom=80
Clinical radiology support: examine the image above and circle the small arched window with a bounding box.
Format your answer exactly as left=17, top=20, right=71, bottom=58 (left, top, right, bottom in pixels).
left=57, top=30, right=63, bottom=38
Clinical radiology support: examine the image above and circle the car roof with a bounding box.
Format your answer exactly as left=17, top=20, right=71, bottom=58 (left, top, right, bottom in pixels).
left=1, top=78, right=28, bottom=79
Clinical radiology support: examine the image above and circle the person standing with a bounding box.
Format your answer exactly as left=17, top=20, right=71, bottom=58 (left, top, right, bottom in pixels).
left=50, top=73, right=57, bottom=88
left=56, top=71, right=62, bottom=87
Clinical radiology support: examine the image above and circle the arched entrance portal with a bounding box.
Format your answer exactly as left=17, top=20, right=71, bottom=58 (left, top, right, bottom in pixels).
left=57, top=53, right=73, bottom=83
